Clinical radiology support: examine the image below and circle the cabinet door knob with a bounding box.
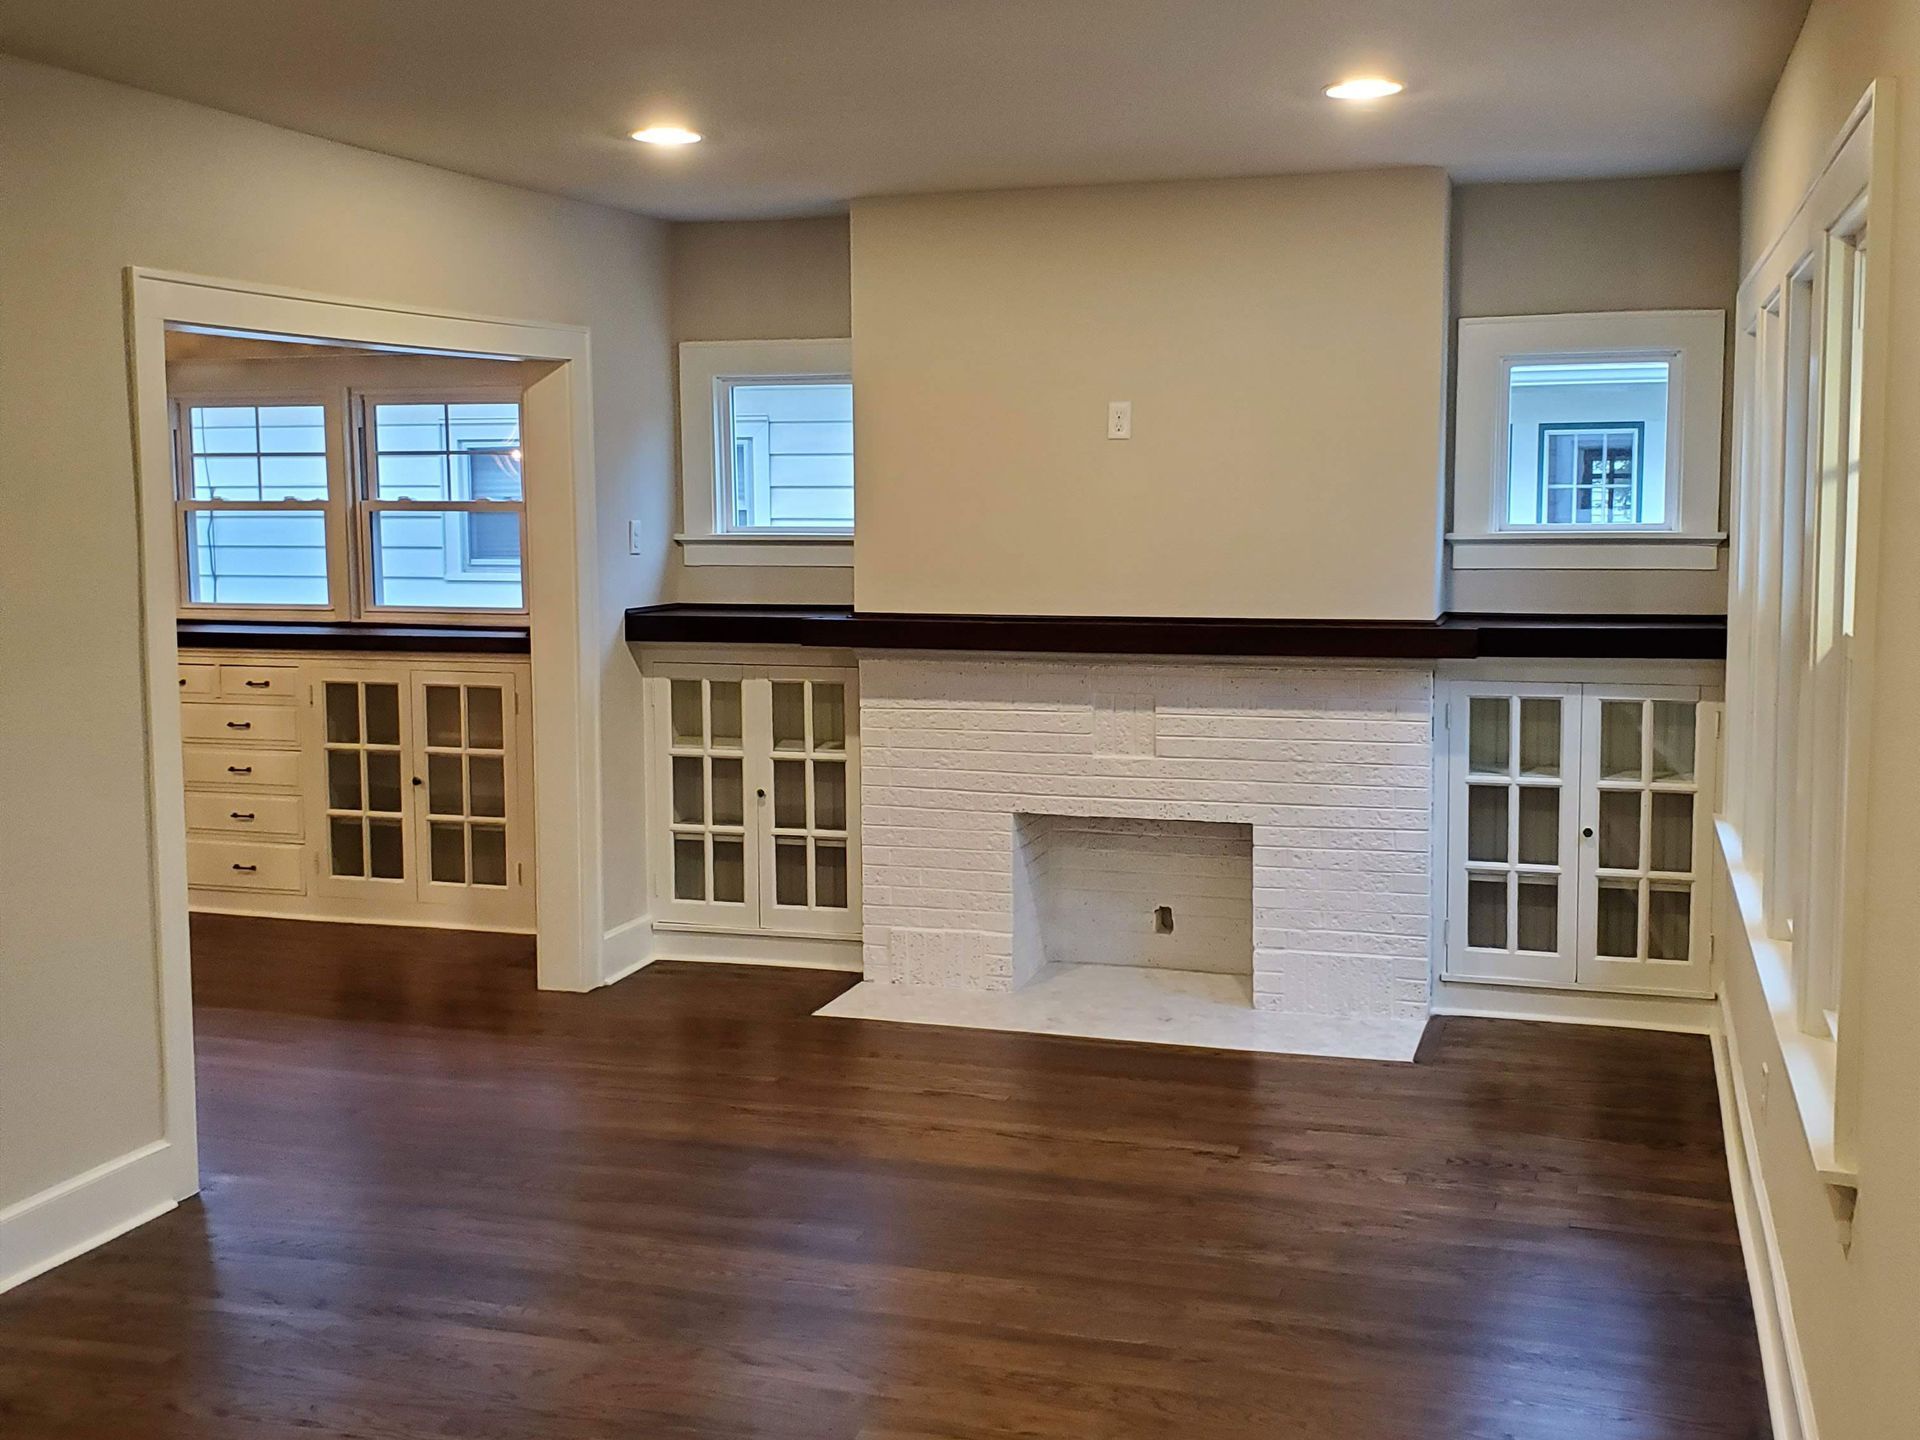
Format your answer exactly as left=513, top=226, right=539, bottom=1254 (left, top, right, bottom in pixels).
left=1581, top=826, right=1595, bottom=839
left=412, top=776, right=424, bottom=787
left=756, top=788, right=767, bottom=800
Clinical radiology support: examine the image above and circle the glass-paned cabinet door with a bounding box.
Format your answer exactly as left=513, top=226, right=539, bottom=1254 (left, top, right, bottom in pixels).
left=1445, top=683, right=1582, bottom=984
left=647, top=663, right=859, bottom=936
left=316, top=675, right=411, bottom=894
left=1576, top=690, right=1716, bottom=995
left=654, top=666, right=756, bottom=922
left=409, top=669, right=531, bottom=928
left=761, top=670, right=858, bottom=935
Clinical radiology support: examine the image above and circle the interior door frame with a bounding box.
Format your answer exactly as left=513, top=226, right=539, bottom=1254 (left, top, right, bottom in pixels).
left=127, top=268, right=606, bottom=1205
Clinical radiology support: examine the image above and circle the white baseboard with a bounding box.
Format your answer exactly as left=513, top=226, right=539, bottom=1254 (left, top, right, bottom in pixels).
left=600, top=914, right=658, bottom=987
left=1432, top=977, right=1719, bottom=1032
left=1715, top=1002, right=1819, bottom=1440
left=0, top=1140, right=178, bottom=1295
left=650, top=925, right=862, bottom=972
left=190, top=901, right=534, bottom=936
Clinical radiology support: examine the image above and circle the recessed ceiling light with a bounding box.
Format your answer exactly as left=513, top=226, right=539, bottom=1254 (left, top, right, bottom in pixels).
left=631, top=125, right=702, bottom=146
left=1324, top=77, right=1404, bottom=101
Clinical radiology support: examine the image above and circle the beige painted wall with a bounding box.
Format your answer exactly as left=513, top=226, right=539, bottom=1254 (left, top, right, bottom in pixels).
left=1725, top=5, right=1920, bottom=1437
left=1449, top=174, right=1740, bottom=615
left=0, top=56, right=673, bottom=1208
left=850, top=171, right=1452, bottom=619
left=665, top=217, right=854, bottom=605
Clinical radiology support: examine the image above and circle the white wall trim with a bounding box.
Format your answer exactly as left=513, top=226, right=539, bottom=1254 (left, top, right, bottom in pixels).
left=0, top=1141, right=177, bottom=1295
left=124, top=268, right=610, bottom=1230
left=650, top=926, right=864, bottom=972
left=1431, top=977, right=1719, bottom=1032
left=1448, top=536, right=1724, bottom=571
left=1453, top=309, right=1726, bottom=561
left=676, top=337, right=853, bottom=556
left=1714, top=1009, right=1819, bottom=1440
left=601, top=915, right=659, bottom=986
left=676, top=533, right=853, bottom=567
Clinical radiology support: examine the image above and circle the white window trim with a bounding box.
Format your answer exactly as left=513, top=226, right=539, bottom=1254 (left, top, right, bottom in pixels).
left=676, top=338, right=853, bottom=567
left=354, top=388, right=531, bottom=622
left=169, top=388, right=353, bottom=621
left=1719, top=85, right=1885, bottom=1187
left=1452, top=310, right=1726, bottom=570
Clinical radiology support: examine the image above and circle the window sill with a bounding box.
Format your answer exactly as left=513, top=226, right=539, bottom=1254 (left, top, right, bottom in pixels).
left=1716, top=818, right=1856, bottom=1189
left=676, top=532, right=853, bottom=568
left=1448, top=532, right=1726, bottom=571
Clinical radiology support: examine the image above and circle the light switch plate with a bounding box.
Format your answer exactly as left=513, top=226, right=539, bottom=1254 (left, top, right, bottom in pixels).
left=628, top=520, right=644, bottom=555
left=1107, top=400, right=1132, bottom=440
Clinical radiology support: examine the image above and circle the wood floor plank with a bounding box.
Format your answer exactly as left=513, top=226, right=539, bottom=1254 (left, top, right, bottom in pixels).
left=0, top=915, right=1769, bottom=1439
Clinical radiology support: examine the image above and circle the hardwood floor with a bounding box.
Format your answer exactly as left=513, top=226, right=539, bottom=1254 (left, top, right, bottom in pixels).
left=0, top=915, right=1768, bottom=1439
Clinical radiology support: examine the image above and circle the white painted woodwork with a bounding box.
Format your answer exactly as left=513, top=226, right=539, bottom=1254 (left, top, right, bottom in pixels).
left=1443, top=676, right=1718, bottom=996
left=183, top=791, right=304, bottom=839
left=214, top=663, right=300, bottom=702
left=644, top=660, right=861, bottom=941
left=185, top=838, right=304, bottom=893
left=181, top=746, right=302, bottom=791
left=179, top=702, right=299, bottom=746
left=181, top=648, right=534, bottom=931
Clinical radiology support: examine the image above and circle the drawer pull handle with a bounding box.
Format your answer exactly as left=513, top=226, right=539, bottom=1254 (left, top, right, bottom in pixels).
left=245, top=679, right=271, bottom=688
left=227, top=765, right=252, bottom=774
left=230, top=812, right=255, bottom=821
left=226, top=721, right=251, bottom=730
left=231, top=863, right=257, bottom=873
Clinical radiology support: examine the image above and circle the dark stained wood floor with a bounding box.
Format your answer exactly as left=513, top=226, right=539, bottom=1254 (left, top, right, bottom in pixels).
left=0, top=915, right=1769, bottom=1439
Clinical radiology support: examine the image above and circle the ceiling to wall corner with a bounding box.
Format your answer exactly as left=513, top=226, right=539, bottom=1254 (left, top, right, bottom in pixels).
left=0, top=0, right=1809, bottom=221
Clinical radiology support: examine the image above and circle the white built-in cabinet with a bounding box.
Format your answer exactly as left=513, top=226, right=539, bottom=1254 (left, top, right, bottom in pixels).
left=1443, top=680, right=1720, bottom=997
left=645, top=662, right=860, bottom=940
left=180, top=650, right=535, bottom=931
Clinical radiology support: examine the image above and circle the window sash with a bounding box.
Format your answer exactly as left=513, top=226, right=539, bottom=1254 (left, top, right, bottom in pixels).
left=172, top=395, right=349, bottom=618
left=713, top=374, right=854, bottom=536
left=170, top=390, right=527, bottom=622
left=357, top=392, right=528, bottom=618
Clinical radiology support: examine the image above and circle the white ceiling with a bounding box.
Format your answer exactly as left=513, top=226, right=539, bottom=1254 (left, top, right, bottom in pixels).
left=1, top=0, right=1809, bottom=221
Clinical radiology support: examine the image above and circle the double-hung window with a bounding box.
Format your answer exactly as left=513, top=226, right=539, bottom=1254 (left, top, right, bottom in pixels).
left=178, top=400, right=341, bottom=611
left=360, top=397, right=525, bottom=612
left=172, top=388, right=526, bottom=620
left=1452, top=311, right=1725, bottom=568
left=677, top=339, right=854, bottom=566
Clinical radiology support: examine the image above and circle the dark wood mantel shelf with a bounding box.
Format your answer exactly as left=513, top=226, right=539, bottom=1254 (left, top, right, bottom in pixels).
left=178, top=621, right=530, bottom=655
left=623, top=604, right=1726, bottom=661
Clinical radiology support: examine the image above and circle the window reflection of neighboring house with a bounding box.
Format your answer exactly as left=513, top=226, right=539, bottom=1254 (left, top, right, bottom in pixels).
left=456, top=443, right=522, bottom=570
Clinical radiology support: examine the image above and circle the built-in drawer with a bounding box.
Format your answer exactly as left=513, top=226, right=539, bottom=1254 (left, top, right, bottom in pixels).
left=181, top=746, right=302, bottom=791
left=178, top=664, right=217, bottom=698
left=181, top=703, right=298, bottom=745
left=185, top=791, right=303, bottom=839
left=217, top=664, right=299, bottom=703
left=186, top=837, right=305, bottom=894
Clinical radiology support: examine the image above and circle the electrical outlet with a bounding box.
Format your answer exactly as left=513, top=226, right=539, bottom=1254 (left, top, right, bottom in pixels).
left=627, top=520, right=644, bottom=556
left=1107, top=400, right=1132, bottom=440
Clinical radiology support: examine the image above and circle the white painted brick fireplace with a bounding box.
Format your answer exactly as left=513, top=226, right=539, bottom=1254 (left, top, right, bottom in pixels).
left=820, top=655, right=1434, bottom=1059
